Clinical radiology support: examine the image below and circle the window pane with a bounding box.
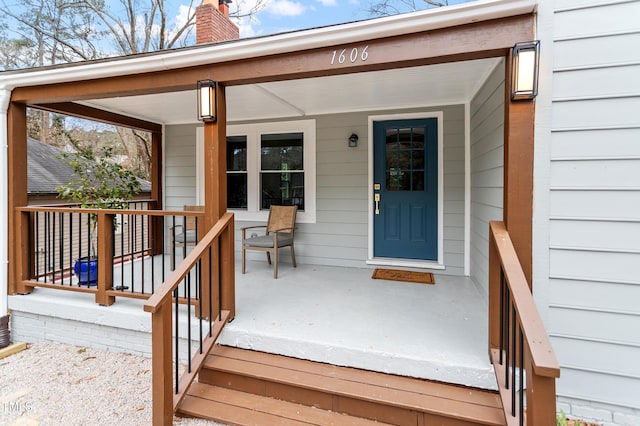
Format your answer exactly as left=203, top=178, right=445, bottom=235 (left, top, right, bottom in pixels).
left=412, top=128, right=425, bottom=148
left=227, top=136, right=247, bottom=209
left=227, top=136, right=247, bottom=171
left=385, top=126, right=426, bottom=192
left=261, top=172, right=304, bottom=210
left=387, top=169, right=410, bottom=191
left=261, top=133, right=303, bottom=170
left=399, top=151, right=412, bottom=169
left=398, top=128, right=412, bottom=149
left=227, top=173, right=247, bottom=209
left=412, top=150, right=424, bottom=169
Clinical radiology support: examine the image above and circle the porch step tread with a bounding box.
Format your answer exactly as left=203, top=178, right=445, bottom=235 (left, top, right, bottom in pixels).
left=180, top=382, right=391, bottom=426
left=201, top=345, right=506, bottom=426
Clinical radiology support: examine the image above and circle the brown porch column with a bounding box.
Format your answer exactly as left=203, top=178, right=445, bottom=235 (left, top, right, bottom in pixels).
left=7, top=101, right=30, bottom=295
left=503, top=52, right=535, bottom=287
left=203, top=83, right=227, bottom=226
left=150, top=131, right=164, bottom=255
left=202, top=83, right=235, bottom=319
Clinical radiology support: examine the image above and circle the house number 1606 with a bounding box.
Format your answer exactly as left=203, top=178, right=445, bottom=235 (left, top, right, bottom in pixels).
left=330, top=46, right=369, bottom=65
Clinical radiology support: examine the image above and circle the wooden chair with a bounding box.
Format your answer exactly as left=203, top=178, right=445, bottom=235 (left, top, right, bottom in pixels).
left=170, top=205, right=204, bottom=269
left=242, top=205, right=298, bottom=279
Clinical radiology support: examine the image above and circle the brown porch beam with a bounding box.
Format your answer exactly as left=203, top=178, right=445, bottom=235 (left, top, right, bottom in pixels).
left=11, top=15, right=533, bottom=104
left=221, top=14, right=533, bottom=86
left=32, top=102, right=162, bottom=133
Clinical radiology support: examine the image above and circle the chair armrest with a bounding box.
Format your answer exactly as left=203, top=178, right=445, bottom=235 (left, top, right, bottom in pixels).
left=272, top=227, right=295, bottom=246
left=272, top=227, right=295, bottom=234
left=241, top=225, right=267, bottom=231
left=242, top=225, right=267, bottom=239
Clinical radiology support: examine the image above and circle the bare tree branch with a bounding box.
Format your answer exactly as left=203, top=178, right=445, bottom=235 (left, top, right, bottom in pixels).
left=365, top=0, right=448, bottom=17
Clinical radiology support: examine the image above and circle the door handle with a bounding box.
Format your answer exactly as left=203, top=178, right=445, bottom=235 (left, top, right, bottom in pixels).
left=374, top=193, right=380, bottom=215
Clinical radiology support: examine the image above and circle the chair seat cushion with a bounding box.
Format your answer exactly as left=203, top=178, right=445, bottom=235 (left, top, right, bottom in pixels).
left=244, top=234, right=293, bottom=248
left=175, top=230, right=197, bottom=244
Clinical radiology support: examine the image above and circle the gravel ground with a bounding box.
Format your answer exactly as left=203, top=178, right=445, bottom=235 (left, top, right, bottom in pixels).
left=0, top=342, right=225, bottom=426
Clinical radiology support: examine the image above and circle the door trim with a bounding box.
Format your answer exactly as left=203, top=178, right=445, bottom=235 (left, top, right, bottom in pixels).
left=367, top=111, right=445, bottom=269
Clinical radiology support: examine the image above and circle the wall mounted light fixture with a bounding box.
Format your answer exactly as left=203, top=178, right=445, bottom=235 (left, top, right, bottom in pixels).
left=348, top=133, right=359, bottom=147
left=511, top=41, right=540, bottom=101
left=197, top=80, right=217, bottom=122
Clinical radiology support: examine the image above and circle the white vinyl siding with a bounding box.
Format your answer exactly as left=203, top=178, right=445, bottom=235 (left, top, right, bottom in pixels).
left=165, top=105, right=467, bottom=272
left=469, top=61, right=504, bottom=296
left=164, top=124, right=198, bottom=210
left=236, top=106, right=467, bottom=271
left=537, top=0, right=640, bottom=415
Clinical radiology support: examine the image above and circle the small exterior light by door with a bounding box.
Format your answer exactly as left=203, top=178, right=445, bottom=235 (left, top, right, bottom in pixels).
left=197, top=80, right=217, bottom=122
left=348, top=133, right=359, bottom=147
left=511, top=41, right=540, bottom=101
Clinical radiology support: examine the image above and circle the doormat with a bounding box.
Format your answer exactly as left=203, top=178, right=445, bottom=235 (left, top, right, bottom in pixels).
left=371, top=268, right=435, bottom=285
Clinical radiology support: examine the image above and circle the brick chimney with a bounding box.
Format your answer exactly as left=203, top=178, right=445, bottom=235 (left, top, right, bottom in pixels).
left=196, top=0, right=239, bottom=44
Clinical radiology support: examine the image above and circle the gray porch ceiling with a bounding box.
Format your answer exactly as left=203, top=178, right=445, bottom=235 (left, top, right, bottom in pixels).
left=80, top=57, right=502, bottom=125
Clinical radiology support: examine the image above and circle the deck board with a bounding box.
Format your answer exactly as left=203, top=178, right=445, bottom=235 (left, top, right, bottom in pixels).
left=211, top=345, right=502, bottom=408
left=199, top=345, right=506, bottom=426
left=181, top=383, right=391, bottom=425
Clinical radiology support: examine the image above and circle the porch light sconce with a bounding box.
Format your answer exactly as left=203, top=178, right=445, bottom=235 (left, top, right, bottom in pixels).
left=348, top=133, right=359, bottom=147
left=197, top=79, right=217, bottom=122
left=511, top=40, right=540, bottom=101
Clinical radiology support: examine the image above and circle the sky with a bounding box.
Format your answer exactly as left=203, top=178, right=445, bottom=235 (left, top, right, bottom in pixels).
left=177, top=0, right=474, bottom=39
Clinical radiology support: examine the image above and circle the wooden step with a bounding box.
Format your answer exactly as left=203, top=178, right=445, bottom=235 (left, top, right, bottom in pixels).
left=193, top=345, right=506, bottom=426
left=180, top=382, right=391, bottom=425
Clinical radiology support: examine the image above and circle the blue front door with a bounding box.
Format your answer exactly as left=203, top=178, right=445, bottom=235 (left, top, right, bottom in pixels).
left=373, top=118, right=438, bottom=260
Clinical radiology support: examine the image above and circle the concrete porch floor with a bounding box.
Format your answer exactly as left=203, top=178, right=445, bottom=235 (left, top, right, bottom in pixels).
left=10, top=255, right=497, bottom=390
left=219, top=260, right=497, bottom=390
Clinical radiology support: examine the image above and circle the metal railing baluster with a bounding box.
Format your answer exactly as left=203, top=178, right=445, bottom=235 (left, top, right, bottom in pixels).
left=519, top=327, right=524, bottom=426
left=218, top=238, right=222, bottom=321
left=209, top=246, right=213, bottom=337
left=35, top=213, right=40, bottom=281
left=187, top=271, right=192, bottom=374
left=141, top=212, right=146, bottom=294
left=174, top=287, right=179, bottom=394
left=505, top=285, right=510, bottom=390
left=198, top=257, right=203, bottom=354
left=69, top=213, right=73, bottom=285
left=499, top=268, right=504, bottom=365
left=511, top=306, right=516, bottom=417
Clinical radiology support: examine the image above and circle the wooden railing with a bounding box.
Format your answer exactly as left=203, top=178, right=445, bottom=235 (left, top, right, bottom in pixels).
left=488, top=221, right=560, bottom=426
left=144, top=212, right=235, bottom=426
left=15, top=203, right=204, bottom=305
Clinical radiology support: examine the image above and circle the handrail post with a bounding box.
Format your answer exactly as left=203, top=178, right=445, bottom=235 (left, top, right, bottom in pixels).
left=96, top=212, right=115, bottom=306
left=15, top=209, right=34, bottom=294
left=151, top=300, right=174, bottom=426
left=150, top=200, right=165, bottom=256
left=526, top=350, right=557, bottom=426
left=221, top=214, right=235, bottom=319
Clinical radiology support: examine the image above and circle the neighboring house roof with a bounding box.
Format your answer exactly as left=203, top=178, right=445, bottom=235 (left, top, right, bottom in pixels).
left=28, top=138, right=76, bottom=195
left=27, top=138, right=151, bottom=195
